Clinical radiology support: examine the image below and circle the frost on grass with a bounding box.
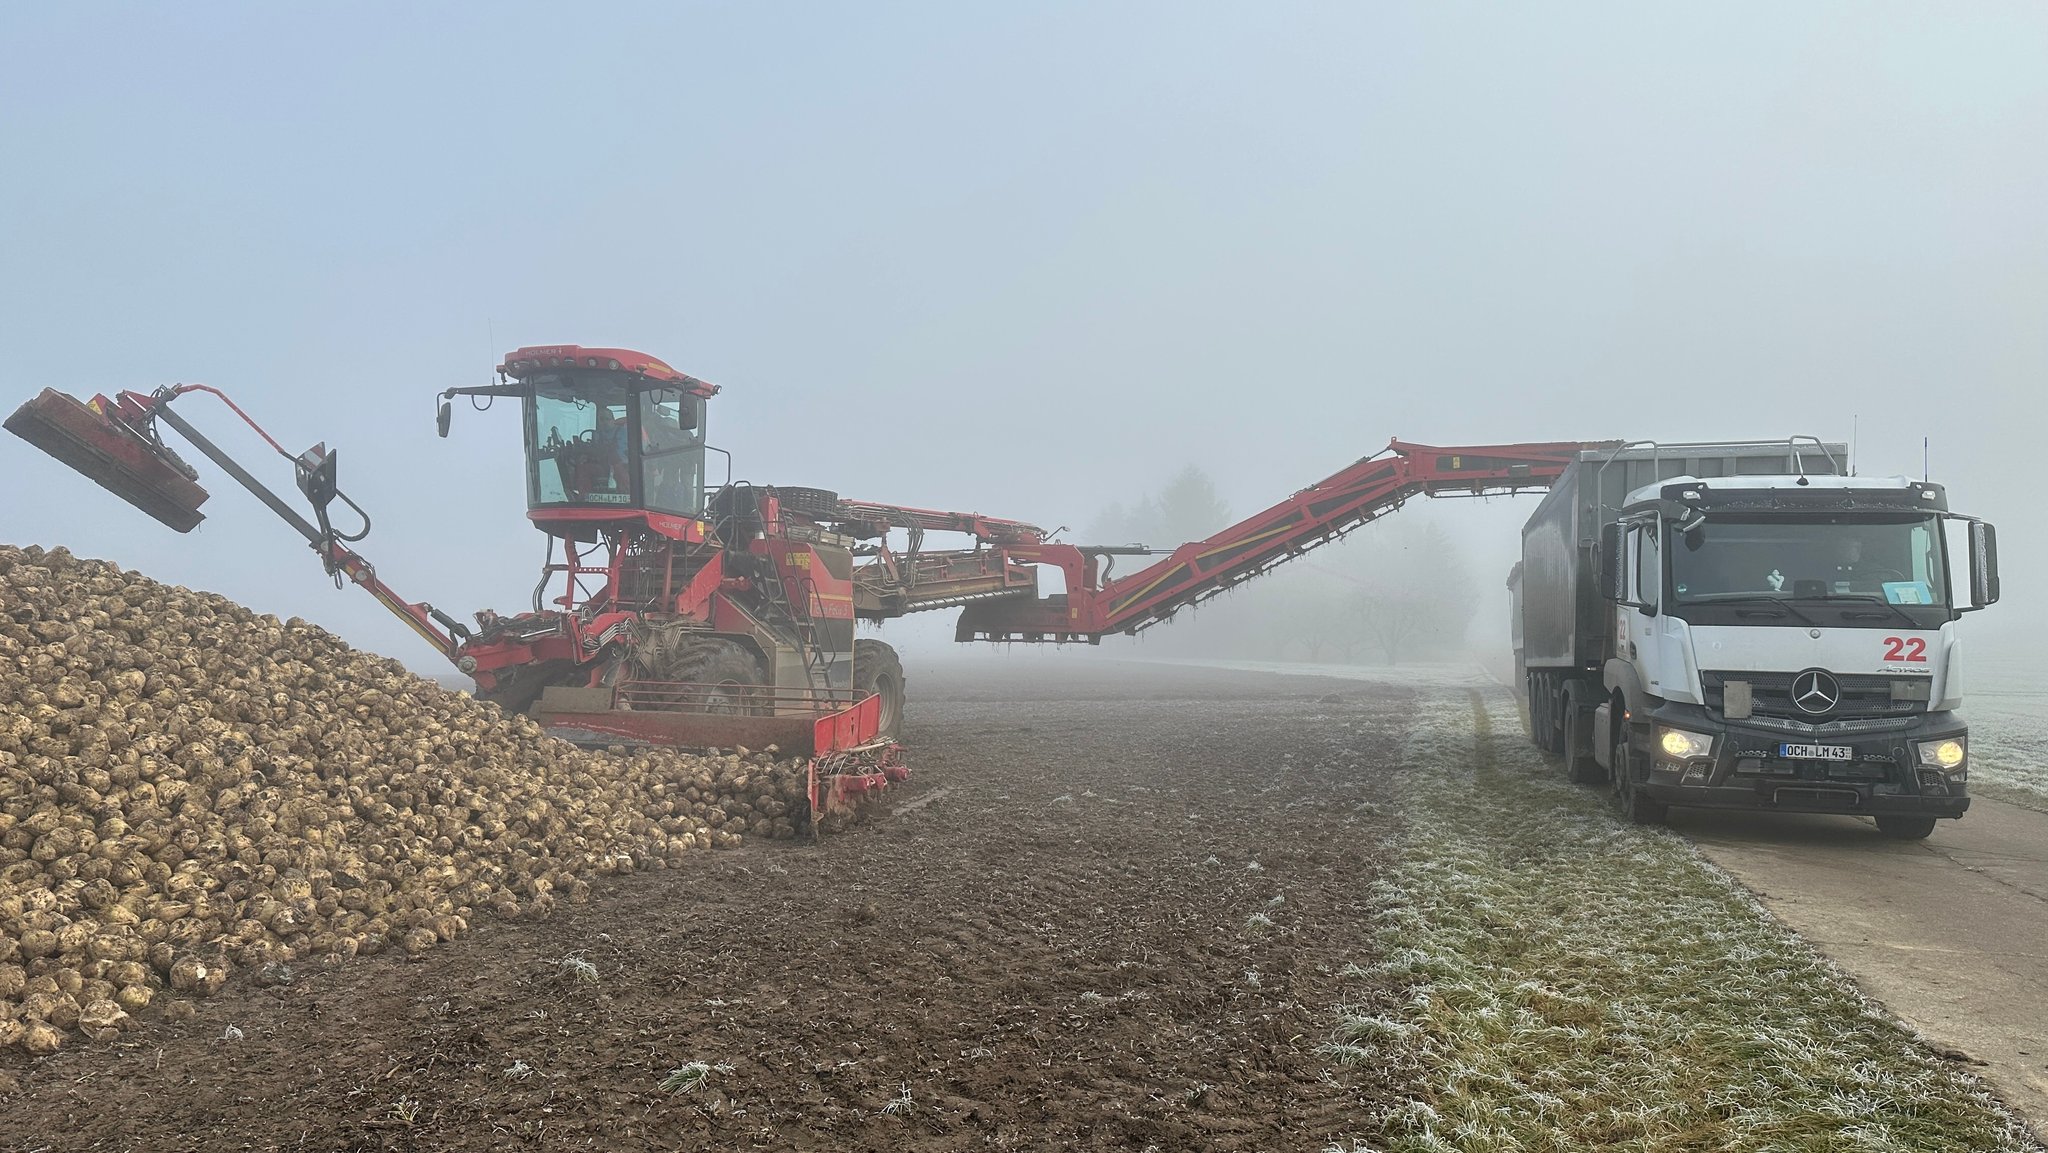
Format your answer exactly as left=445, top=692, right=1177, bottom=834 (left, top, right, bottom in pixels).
left=660, top=1060, right=736, bottom=1095
left=1321, top=691, right=2037, bottom=1153
left=1961, top=695, right=2048, bottom=806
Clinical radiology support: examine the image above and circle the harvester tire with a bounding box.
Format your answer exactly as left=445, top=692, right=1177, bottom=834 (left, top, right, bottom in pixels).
left=671, top=639, right=768, bottom=716
left=776, top=486, right=841, bottom=519
left=851, top=638, right=905, bottom=740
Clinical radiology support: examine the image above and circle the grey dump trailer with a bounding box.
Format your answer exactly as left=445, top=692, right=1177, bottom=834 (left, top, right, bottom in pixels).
left=1514, top=437, right=2001, bottom=838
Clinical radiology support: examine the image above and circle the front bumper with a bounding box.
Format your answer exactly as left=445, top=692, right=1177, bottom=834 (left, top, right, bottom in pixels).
left=1633, top=704, right=1971, bottom=819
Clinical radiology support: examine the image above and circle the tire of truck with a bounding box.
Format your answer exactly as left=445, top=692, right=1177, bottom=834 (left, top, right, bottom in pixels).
left=1563, top=703, right=1605, bottom=785
left=1546, top=685, right=1566, bottom=756
left=1532, top=674, right=1559, bottom=754
left=851, top=638, right=905, bottom=740
left=1874, top=815, right=1937, bottom=840
left=1526, top=673, right=1548, bottom=750
left=1613, top=737, right=1667, bottom=825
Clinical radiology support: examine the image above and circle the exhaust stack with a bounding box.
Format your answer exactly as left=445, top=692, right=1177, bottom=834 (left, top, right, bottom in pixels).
left=5, top=389, right=210, bottom=532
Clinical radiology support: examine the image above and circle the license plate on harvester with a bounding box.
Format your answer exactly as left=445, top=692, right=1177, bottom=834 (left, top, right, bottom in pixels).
left=1781, top=744, right=1852, bottom=761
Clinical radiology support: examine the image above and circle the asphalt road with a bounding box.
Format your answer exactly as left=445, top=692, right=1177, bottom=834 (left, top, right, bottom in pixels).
left=1677, top=799, right=2048, bottom=1138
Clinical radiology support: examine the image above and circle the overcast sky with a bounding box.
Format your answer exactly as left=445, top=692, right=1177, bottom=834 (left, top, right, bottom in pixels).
left=3, top=3, right=2042, bottom=666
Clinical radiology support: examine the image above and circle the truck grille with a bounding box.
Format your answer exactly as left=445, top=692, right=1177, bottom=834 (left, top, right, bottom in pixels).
left=1701, top=671, right=1926, bottom=721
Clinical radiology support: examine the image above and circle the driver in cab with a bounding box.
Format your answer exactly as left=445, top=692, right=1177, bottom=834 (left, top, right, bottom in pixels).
left=1828, top=536, right=1878, bottom=594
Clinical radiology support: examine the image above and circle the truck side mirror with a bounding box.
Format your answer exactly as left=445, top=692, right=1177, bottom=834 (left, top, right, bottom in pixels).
left=1598, top=521, right=1626, bottom=602
left=1970, top=521, right=1999, bottom=607
left=436, top=398, right=453, bottom=438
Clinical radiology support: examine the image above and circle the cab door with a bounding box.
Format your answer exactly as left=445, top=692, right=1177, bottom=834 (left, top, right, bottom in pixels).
left=1624, top=521, right=1678, bottom=697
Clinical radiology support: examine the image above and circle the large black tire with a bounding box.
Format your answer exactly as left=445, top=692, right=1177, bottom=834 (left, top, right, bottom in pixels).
left=1526, top=674, right=1547, bottom=750
left=1613, top=737, right=1667, bottom=825
left=1563, top=704, right=1605, bottom=785
left=851, top=638, right=905, bottom=740
left=1541, top=679, right=1564, bottom=756
left=1875, top=815, right=1937, bottom=840
left=670, top=639, right=767, bottom=715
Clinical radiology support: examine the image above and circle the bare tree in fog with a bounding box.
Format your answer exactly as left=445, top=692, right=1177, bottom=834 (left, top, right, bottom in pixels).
left=1087, top=465, right=1231, bottom=548
left=1342, top=523, right=1477, bottom=665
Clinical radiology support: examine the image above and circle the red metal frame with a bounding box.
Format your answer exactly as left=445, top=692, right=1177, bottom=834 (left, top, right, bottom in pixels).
left=957, top=439, right=1607, bottom=642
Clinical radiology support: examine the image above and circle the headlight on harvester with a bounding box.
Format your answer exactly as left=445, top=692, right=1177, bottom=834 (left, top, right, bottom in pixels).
left=1916, top=737, right=1966, bottom=772
left=1658, top=728, right=1715, bottom=760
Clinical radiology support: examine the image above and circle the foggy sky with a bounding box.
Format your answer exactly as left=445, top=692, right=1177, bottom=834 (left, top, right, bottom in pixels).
left=3, top=3, right=2043, bottom=668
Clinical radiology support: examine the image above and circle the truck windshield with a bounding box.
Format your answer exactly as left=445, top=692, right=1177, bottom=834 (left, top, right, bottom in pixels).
left=1669, top=517, right=1947, bottom=606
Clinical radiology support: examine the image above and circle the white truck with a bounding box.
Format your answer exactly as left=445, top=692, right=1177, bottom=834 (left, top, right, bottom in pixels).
left=1510, top=438, right=2000, bottom=838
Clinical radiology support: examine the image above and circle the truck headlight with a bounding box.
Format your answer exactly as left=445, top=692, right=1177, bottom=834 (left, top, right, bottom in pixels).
left=1658, top=728, right=1715, bottom=760
left=1916, top=737, right=1966, bottom=771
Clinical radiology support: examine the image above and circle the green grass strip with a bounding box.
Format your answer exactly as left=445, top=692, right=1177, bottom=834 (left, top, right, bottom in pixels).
left=1325, top=688, right=2038, bottom=1153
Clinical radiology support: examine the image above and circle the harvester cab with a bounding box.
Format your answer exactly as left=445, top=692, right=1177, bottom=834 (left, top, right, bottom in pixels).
left=439, top=346, right=720, bottom=532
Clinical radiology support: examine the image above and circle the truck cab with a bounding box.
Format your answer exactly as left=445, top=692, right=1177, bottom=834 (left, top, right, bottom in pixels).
left=1520, top=439, right=2000, bottom=838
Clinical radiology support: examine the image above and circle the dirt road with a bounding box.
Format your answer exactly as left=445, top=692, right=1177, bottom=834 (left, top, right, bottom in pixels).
left=0, top=660, right=1410, bottom=1152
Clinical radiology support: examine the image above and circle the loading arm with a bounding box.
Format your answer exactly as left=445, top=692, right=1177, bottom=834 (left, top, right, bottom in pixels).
left=957, top=438, right=1612, bottom=643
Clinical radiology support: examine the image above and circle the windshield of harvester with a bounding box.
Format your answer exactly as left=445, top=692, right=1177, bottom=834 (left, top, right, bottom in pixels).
left=525, top=373, right=707, bottom=515
left=1669, top=516, right=1948, bottom=606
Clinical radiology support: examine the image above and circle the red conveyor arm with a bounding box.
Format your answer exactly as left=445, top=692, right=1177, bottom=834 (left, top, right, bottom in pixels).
left=957, top=439, right=1610, bottom=643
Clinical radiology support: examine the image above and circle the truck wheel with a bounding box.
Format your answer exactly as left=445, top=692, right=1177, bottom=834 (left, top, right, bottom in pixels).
left=1563, top=706, right=1605, bottom=785
left=1613, top=738, right=1667, bottom=825
left=1526, top=673, right=1548, bottom=750
left=851, top=638, right=905, bottom=740
left=1874, top=816, right=1937, bottom=840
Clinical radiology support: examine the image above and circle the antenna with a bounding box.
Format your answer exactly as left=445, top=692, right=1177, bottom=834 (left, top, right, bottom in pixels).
left=1849, top=414, right=1858, bottom=476
left=1923, top=437, right=1930, bottom=482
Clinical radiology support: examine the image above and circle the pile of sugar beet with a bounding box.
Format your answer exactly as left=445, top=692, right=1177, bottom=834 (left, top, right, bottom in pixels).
left=0, top=544, right=818, bottom=1053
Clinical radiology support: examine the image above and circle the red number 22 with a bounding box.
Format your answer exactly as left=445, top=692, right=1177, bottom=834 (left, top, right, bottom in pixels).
left=1883, top=636, right=1927, bottom=662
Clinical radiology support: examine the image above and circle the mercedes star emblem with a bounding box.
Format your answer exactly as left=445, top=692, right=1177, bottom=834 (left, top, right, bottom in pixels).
left=1792, top=668, right=1841, bottom=715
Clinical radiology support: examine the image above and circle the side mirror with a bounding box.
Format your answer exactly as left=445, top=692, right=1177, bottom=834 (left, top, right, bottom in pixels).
left=677, top=400, right=700, bottom=432
left=1970, top=521, right=2000, bottom=607
left=436, top=398, right=453, bottom=438
left=1598, top=521, right=1627, bottom=602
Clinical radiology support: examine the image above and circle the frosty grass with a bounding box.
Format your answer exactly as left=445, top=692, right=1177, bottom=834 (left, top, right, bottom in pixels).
left=1317, top=687, right=2038, bottom=1153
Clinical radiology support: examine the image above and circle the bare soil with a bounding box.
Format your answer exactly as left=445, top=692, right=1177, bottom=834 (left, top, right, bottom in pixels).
left=0, top=659, right=1408, bottom=1152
